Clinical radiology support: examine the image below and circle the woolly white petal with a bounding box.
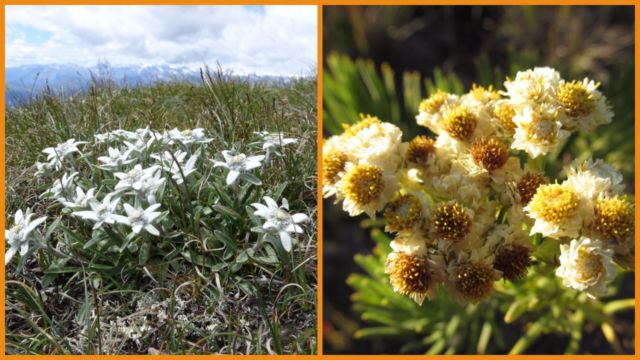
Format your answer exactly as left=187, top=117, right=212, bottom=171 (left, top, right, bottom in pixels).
left=145, top=225, right=160, bottom=236
left=226, top=170, right=240, bottom=185
left=5, top=246, right=17, bottom=266
left=264, top=197, right=278, bottom=210
left=291, top=213, right=309, bottom=223
left=279, top=231, right=292, bottom=252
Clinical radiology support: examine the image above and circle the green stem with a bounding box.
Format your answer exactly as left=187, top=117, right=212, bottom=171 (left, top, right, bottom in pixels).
left=603, top=298, right=635, bottom=315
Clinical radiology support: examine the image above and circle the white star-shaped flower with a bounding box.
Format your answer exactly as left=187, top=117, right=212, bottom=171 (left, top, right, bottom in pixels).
left=5, top=208, right=47, bottom=265
left=251, top=196, right=309, bottom=251
left=212, top=151, right=264, bottom=185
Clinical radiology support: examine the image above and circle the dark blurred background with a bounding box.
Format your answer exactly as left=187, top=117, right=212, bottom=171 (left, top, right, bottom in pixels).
left=322, top=6, right=634, bottom=354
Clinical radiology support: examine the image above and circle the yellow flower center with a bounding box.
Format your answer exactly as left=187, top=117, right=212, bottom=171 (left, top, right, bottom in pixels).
left=594, top=196, right=633, bottom=241
left=322, top=149, right=348, bottom=185
left=384, top=194, right=423, bottom=232
left=386, top=252, right=432, bottom=300
left=528, top=184, right=579, bottom=224
left=342, top=164, right=384, bottom=206
left=419, top=90, right=449, bottom=113
left=455, top=262, right=495, bottom=303
left=11, top=223, right=23, bottom=233
left=494, top=102, right=516, bottom=131
left=443, top=107, right=477, bottom=141
left=342, top=115, right=381, bottom=137
left=470, top=84, right=500, bottom=101
left=557, top=81, right=596, bottom=117
left=406, top=136, right=436, bottom=167
left=517, top=172, right=547, bottom=204
left=576, top=248, right=604, bottom=283
left=470, top=138, right=509, bottom=172
left=432, top=202, right=471, bottom=241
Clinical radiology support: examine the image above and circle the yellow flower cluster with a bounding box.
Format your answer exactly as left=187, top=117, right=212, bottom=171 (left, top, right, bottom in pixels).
left=323, top=67, right=633, bottom=304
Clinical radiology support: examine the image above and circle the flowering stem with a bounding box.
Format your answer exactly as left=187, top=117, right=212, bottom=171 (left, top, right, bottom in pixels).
left=603, top=298, right=635, bottom=315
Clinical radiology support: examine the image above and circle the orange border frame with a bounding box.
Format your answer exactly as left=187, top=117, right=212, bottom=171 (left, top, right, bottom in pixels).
left=1, top=1, right=638, bottom=358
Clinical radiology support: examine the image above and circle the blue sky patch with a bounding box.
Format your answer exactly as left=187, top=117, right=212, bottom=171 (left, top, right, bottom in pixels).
left=7, top=24, right=52, bottom=45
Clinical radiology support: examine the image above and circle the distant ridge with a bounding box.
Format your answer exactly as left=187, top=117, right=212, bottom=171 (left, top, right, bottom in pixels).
left=5, top=63, right=307, bottom=107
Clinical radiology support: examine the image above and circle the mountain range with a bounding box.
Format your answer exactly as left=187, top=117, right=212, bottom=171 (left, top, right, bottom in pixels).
left=6, top=63, right=298, bottom=107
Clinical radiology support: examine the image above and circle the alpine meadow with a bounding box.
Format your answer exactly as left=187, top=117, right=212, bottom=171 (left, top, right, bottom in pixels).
left=5, top=68, right=318, bottom=355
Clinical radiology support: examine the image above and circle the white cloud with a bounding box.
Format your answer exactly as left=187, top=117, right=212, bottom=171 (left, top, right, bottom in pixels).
left=5, top=5, right=317, bottom=76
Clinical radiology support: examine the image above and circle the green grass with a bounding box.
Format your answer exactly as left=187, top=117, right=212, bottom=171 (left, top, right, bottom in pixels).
left=5, top=68, right=317, bottom=354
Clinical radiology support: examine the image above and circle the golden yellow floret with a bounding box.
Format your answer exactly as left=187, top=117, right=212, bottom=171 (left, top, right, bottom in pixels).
left=528, top=184, right=579, bottom=224
left=557, top=80, right=596, bottom=117
left=342, top=114, right=381, bottom=137
left=322, top=150, right=348, bottom=186
left=594, top=196, right=633, bottom=241
left=342, top=164, right=384, bottom=206
left=443, top=107, right=477, bottom=140
left=494, top=102, right=516, bottom=131
left=419, top=90, right=450, bottom=113
left=470, top=84, right=501, bottom=101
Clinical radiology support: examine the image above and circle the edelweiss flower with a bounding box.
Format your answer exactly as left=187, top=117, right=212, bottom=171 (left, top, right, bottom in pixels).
left=166, top=128, right=213, bottom=145
left=41, top=172, right=78, bottom=200
left=123, top=132, right=156, bottom=154
left=5, top=208, right=47, bottom=265
left=556, top=237, right=616, bottom=298
left=61, top=186, right=96, bottom=209
left=138, top=170, right=166, bottom=205
left=114, top=164, right=160, bottom=191
left=35, top=161, right=55, bottom=177
left=155, top=151, right=199, bottom=184
left=72, top=194, right=122, bottom=229
left=256, top=131, right=298, bottom=163
left=42, top=139, right=87, bottom=170
left=212, top=151, right=264, bottom=185
left=119, top=203, right=164, bottom=236
left=255, top=131, right=298, bottom=152
left=98, top=147, right=135, bottom=169
left=251, top=196, right=309, bottom=251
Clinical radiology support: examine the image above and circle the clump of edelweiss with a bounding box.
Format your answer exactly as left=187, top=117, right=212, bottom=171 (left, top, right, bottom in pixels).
left=7, top=127, right=309, bottom=266
left=323, top=67, right=632, bottom=305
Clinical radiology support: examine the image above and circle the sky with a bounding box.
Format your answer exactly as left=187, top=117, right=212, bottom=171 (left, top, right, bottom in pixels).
left=6, top=5, right=317, bottom=76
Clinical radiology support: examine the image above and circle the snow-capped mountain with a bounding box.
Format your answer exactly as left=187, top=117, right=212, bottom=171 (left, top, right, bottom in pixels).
left=5, top=63, right=298, bottom=107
